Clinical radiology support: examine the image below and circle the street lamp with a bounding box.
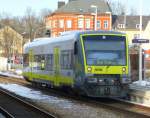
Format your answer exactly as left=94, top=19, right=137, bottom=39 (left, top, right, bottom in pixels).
left=91, top=5, right=97, bottom=31
left=139, top=0, right=143, bottom=83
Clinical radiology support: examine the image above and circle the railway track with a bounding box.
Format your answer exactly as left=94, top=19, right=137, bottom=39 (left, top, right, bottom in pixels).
left=0, top=74, right=29, bottom=85
left=88, top=98, right=150, bottom=118
left=35, top=85, right=150, bottom=118
left=0, top=106, right=14, bottom=118
left=0, top=75, right=150, bottom=118
left=110, top=98, right=150, bottom=117
left=0, top=87, right=57, bottom=118
left=26, top=84, right=150, bottom=118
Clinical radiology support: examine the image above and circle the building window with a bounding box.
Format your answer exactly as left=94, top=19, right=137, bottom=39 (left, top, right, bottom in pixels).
left=85, top=19, right=90, bottom=29
left=53, top=20, right=57, bottom=28
left=134, top=34, right=140, bottom=39
left=78, top=18, right=84, bottom=28
left=59, top=20, right=64, bottom=28
left=104, top=20, right=108, bottom=29
left=97, top=20, right=101, bottom=29
left=67, top=20, right=72, bottom=28
left=47, top=20, right=52, bottom=28
left=118, top=24, right=125, bottom=29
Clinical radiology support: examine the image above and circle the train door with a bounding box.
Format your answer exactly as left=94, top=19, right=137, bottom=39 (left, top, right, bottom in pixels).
left=29, top=49, right=34, bottom=80
left=54, top=47, right=60, bottom=86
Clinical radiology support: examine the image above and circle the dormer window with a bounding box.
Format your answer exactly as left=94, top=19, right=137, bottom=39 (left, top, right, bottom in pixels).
left=118, top=24, right=125, bottom=29
left=136, top=24, right=142, bottom=29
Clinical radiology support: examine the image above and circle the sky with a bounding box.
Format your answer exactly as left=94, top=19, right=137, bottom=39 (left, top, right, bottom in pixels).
left=0, top=0, right=150, bottom=17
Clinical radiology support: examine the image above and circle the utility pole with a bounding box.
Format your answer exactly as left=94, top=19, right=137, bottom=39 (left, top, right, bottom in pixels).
left=139, top=0, right=143, bottom=84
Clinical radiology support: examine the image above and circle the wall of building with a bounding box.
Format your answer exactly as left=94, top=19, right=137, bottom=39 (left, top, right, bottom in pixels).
left=0, top=57, right=8, bottom=70
left=0, top=26, right=23, bottom=56
left=116, top=29, right=148, bottom=45
left=46, top=13, right=111, bottom=37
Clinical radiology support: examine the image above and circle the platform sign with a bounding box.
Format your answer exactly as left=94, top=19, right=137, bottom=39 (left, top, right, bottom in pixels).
left=132, top=39, right=149, bottom=43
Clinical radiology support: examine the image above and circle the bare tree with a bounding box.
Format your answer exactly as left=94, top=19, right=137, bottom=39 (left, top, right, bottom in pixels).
left=107, top=0, right=138, bottom=16
left=23, top=7, right=38, bottom=41
left=0, top=8, right=52, bottom=43
left=0, top=13, right=12, bottom=27
left=22, top=7, right=51, bottom=41
left=130, top=8, right=137, bottom=15
left=40, top=8, right=52, bottom=18
left=34, top=8, right=52, bottom=38
left=108, top=0, right=126, bottom=15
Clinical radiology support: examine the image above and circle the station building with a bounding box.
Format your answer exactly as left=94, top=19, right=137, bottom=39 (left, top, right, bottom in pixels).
left=112, top=15, right=150, bottom=45
left=45, top=0, right=112, bottom=37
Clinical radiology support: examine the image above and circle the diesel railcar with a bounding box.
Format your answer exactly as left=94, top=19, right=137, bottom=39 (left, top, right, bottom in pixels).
left=23, top=30, right=131, bottom=97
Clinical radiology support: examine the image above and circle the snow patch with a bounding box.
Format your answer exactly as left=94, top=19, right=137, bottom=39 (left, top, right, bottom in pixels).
left=0, top=71, right=23, bottom=79
left=0, top=83, right=75, bottom=109
left=132, top=80, right=150, bottom=86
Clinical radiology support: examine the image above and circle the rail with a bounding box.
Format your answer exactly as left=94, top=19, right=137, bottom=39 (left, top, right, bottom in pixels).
left=0, top=75, right=149, bottom=118
left=0, top=87, right=57, bottom=118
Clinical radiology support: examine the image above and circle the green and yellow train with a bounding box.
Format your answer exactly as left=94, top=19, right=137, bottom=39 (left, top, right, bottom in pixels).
left=23, top=30, right=131, bottom=97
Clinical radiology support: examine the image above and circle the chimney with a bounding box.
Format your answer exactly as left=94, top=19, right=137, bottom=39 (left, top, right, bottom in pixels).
left=58, top=1, right=65, bottom=8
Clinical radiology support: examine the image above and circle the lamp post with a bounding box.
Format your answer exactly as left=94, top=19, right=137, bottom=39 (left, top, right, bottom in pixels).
left=91, top=5, right=98, bottom=31
left=139, top=0, right=143, bottom=84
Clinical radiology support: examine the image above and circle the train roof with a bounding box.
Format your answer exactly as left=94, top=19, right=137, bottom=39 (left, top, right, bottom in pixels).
left=60, top=30, right=126, bottom=36
left=24, top=30, right=126, bottom=50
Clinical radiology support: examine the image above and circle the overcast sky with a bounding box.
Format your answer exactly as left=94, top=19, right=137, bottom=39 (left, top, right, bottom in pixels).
left=0, top=0, right=149, bottom=17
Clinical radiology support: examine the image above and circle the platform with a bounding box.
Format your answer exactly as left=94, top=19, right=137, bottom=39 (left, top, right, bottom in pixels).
left=129, top=80, right=150, bottom=106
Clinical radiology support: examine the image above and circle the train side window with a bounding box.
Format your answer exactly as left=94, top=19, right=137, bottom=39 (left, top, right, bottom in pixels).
left=34, top=55, right=46, bottom=70
left=41, top=55, right=45, bottom=70
left=45, top=54, right=53, bottom=71
left=34, top=55, right=41, bottom=70
left=74, top=41, right=78, bottom=55
left=61, top=50, right=73, bottom=69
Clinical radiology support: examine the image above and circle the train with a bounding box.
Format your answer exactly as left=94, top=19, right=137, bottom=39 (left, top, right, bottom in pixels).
left=23, top=30, right=131, bottom=98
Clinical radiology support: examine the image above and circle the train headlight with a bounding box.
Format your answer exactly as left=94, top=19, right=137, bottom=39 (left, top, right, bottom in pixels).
left=99, top=79, right=103, bottom=83
left=111, top=79, right=115, bottom=84
left=122, top=67, right=126, bottom=72
left=87, top=67, right=92, bottom=72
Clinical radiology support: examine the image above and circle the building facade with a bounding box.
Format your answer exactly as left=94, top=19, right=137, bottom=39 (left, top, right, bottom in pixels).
left=112, top=15, right=150, bottom=46
left=0, top=26, right=23, bottom=57
left=46, top=0, right=112, bottom=37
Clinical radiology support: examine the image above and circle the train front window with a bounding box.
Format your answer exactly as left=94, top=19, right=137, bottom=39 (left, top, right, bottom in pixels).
left=82, top=35, right=126, bottom=66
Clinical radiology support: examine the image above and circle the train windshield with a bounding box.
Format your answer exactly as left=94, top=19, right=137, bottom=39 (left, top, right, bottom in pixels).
left=82, top=35, right=126, bottom=66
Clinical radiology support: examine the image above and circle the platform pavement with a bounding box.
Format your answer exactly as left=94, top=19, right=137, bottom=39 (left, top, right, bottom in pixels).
left=129, top=81, right=150, bottom=106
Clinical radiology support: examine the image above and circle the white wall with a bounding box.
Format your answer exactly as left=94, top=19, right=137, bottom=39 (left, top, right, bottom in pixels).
left=0, top=57, right=8, bottom=71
